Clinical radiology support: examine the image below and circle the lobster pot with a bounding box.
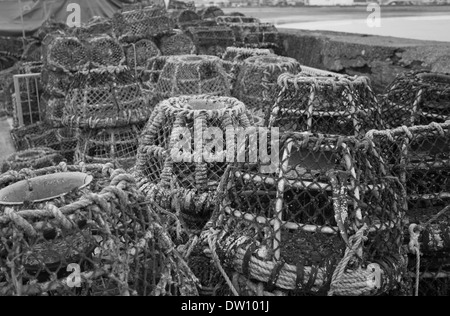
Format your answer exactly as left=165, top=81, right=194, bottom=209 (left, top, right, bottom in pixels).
left=43, top=34, right=89, bottom=72
left=63, top=68, right=151, bottom=129
left=221, top=46, right=272, bottom=90
left=0, top=147, right=63, bottom=174
left=124, top=39, right=161, bottom=77
left=134, top=95, right=253, bottom=230
left=41, top=68, right=74, bottom=98
left=21, top=41, right=42, bottom=62
left=76, top=124, right=145, bottom=170
left=270, top=73, right=382, bottom=137
left=367, top=122, right=450, bottom=296
left=185, top=26, right=235, bottom=57
left=159, top=33, right=196, bottom=56
left=10, top=122, right=47, bottom=151
left=382, top=71, right=450, bottom=129
left=156, top=55, right=230, bottom=100
left=169, top=9, right=201, bottom=29
left=112, top=6, right=174, bottom=41
left=216, top=16, right=279, bottom=48
left=207, top=132, right=406, bottom=296
left=234, top=55, right=301, bottom=121
left=140, top=56, right=170, bottom=92
left=87, top=35, right=126, bottom=68
left=0, top=163, right=198, bottom=296
left=198, top=6, right=224, bottom=20
left=43, top=95, right=66, bottom=127
left=74, top=17, right=113, bottom=36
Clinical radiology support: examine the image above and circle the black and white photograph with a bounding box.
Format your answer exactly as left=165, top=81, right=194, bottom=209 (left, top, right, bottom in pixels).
left=0, top=0, right=449, bottom=300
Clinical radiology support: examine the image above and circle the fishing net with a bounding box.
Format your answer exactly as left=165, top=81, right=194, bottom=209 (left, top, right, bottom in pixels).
left=382, top=71, right=450, bottom=129
left=202, top=132, right=407, bottom=296
left=269, top=73, right=382, bottom=137
left=216, top=16, right=279, bottom=48
left=234, top=55, right=301, bottom=121
left=134, top=95, right=253, bottom=232
left=366, top=122, right=450, bottom=296
left=159, top=32, right=196, bottom=56
left=112, top=6, right=174, bottom=41
left=0, top=163, right=199, bottom=296
left=76, top=123, right=145, bottom=170
left=63, top=67, right=151, bottom=129
left=221, top=46, right=272, bottom=90
left=185, top=26, right=235, bottom=57
left=87, top=35, right=126, bottom=68
left=0, top=147, right=63, bottom=174
left=155, top=55, right=230, bottom=100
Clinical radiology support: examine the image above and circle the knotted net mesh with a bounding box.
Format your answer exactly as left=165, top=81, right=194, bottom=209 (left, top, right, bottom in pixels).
left=0, top=164, right=199, bottom=296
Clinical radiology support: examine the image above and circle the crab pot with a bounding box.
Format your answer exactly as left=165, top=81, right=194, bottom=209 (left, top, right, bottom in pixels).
left=112, top=6, right=174, bottom=41
left=76, top=124, right=145, bottom=170
left=124, top=39, right=161, bottom=77
left=63, top=68, right=151, bottom=129
left=216, top=16, right=279, bottom=48
left=270, top=73, right=382, bottom=137
left=159, top=33, right=196, bottom=56
left=185, top=26, right=235, bottom=57
left=0, top=163, right=198, bottom=296
left=382, top=71, right=450, bottom=129
left=43, top=34, right=89, bottom=72
left=207, top=132, right=406, bottom=296
left=155, top=55, right=230, bottom=101
left=198, top=6, right=224, bottom=20
left=234, top=55, right=301, bottom=122
left=221, top=47, right=272, bottom=91
left=0, top=147, right=63, bottom=174
left=134, top=95, right=253, bottom=231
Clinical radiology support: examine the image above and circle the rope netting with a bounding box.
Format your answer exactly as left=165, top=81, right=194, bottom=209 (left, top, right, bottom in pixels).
left=221, top=47, right=272, bottom=91
left=382, top=71, right=450, bottom=129
left=202, top=132, right=407, bottom=296
left=43, top=34, right=90, bottom=72
left=140, top=55, right=170, bottom=92
left=76, top=123, right=145, bottom=170
left=112, top=6, right=174, bottom=42
left=63, top=67, right=151, bottom=129
left=155, top=55, right=231, bottom=100
left=233, top=55, right=301, bottom=123
left=159, top=32, right=197, bottom=56
left=124, top=39, right=161, bottom=78
left=0, top=163, right=199, bottom=296
left=269, top=73, right=382, bottom=137
left=185, top=26, right=235, bottom=57
left=366, top=122, right=450, bottom=295
left=134, top=95, right=253, bottom=231
left=0, top=147, right=63, bottom=174
left=216, top=16, right=279, bottom=48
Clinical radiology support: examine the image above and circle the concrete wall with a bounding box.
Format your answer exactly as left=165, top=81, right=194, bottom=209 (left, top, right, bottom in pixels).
left=279, top=29, right=450, bottom=92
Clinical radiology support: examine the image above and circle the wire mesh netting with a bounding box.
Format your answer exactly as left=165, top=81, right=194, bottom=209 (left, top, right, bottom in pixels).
left=269, top=73, right=383, bottom=137
left=366, top=121, right=450, bottom=295
left=155, top=55, right=231, bottom=100
left=134, top=95, right=253, bottom=231
left=112, top=6, right=174, bottom=41
left=0, top=163, right=199, bottom=296
left=63, top=67, right=151, bottom=129
left=381, top=71, right=450, bottom=129
left=76, top=123, right=145, bottom=170
left=185, top=26, right=235, bottom=57
left=215, top=16, right=279, bottom=48
left=159, top=32, right=197, bottom=56
left=0, top=147, right=63, bottom=174
left=203, top=132, right=407, bottom=296
left=221, top=46, right=272, bottom=91
left=233, top=55, right=301, bottom=123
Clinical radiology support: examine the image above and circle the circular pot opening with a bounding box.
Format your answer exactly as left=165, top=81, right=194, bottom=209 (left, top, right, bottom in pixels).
left=188, top=99, right=226, bottom=111
left=0, top=172, right=93, bottom=206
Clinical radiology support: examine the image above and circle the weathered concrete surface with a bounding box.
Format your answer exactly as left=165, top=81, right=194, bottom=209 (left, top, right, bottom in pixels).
left=0, top=116, right=15, bottom=161
left=280, top=29, right=450, bottom=92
